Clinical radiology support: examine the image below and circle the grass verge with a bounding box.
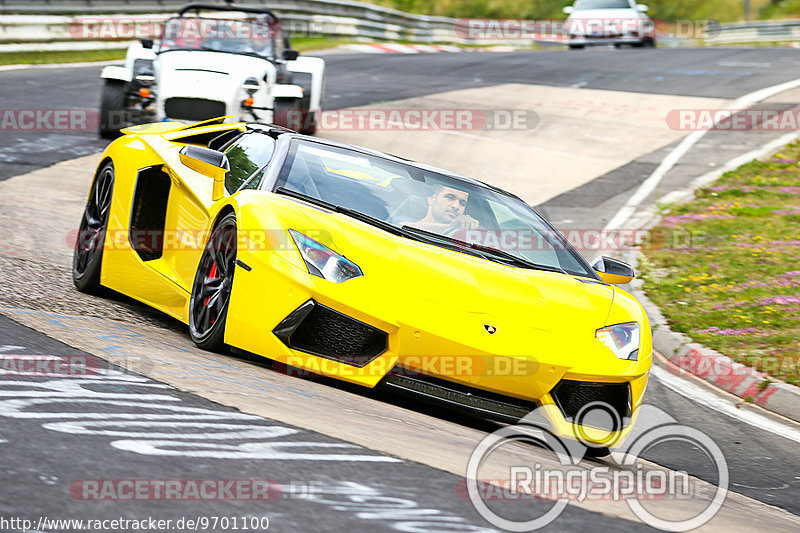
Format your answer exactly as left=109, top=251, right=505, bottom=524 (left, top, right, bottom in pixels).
left=0, top=39, right=517, bottom=67
left=640, top=141, right=800, bottom=384
left=0, top=48, right=128, bottom=66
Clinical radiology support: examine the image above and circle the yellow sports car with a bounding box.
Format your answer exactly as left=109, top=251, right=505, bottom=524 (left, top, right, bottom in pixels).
left=73, top=118, right=652, bottom=455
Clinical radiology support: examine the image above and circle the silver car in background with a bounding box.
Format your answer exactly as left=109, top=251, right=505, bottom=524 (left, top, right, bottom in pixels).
left=563, top=0, right=656, bottom=49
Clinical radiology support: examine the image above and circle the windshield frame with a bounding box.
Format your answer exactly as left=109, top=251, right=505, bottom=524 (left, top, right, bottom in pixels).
left=157, top=15, right=279, bottom=60
left=573, top=0, right=635, bottom=10
left=261, top=135, right=602, bottom=281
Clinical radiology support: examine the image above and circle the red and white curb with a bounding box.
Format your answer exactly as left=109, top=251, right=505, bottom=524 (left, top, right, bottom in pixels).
left=633, top=288, right=800, bottom=423
left=342, top=43, right=517, bottom=54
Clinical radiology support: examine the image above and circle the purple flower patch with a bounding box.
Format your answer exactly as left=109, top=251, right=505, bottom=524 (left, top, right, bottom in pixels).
left=695, top=326, right=762, bottom=336
left=662, top=214, right=735, bottom=226
left=759, top=296, right=800, bottom=306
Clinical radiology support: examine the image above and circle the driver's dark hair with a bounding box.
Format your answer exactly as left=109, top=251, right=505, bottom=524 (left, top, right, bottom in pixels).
left=429, top=183, right=467, bottom=197
left=430, top=183, right=445, bottom=196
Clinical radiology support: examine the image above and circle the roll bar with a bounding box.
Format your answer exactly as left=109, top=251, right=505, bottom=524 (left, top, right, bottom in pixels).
left=178, top=2, right=279, bottom=21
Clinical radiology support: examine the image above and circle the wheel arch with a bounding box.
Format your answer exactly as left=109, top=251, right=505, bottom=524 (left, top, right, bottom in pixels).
left=212, top=204, right=237, bottom=230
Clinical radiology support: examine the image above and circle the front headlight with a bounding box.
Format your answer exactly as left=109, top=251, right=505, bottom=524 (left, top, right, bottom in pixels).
left=289, top=229, right=362, bottom=283
left=596, top=322, right=640, bottom=361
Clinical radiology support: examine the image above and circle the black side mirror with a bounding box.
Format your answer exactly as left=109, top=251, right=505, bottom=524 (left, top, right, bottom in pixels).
left=141, top=39, right=154, bottom=49
left=592, top=256, right=635, bottom=285
left=282, top=49, right=299, bottom=61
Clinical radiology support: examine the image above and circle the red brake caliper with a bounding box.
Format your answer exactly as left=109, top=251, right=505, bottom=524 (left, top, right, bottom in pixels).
left=204, top=262, right=218, bottom=307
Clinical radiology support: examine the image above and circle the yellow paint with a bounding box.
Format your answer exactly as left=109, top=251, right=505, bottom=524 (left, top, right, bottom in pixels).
left=92, top=119, right=653, bottom=447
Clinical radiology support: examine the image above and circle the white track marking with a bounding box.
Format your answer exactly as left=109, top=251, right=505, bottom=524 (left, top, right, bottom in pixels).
left=604, top=76, right=800, bottom=231
left=654, top=129, right=800, bottom=208
left=651, top=366, right=800, bottom=444
left=0, top=345, right=24, bottom=353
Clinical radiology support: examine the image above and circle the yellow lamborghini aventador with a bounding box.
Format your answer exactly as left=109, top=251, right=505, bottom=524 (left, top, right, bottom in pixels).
left=73, top=118, right=652, bottom=455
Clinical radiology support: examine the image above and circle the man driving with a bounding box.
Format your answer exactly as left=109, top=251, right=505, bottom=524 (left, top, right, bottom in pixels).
left=406, top=184, right=480, bottom=234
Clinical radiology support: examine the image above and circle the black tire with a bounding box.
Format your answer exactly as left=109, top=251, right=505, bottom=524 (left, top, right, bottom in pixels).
left=583, top=445, right=612, bottom=458
left=569, top=44, right=585, bottom=50
left=99, top=80, right=128, bottom=140
left=273, top=97, right=302, bottom=131
left=73, top=161, right=114, bottom=294
left=189, top=213, right=238, bottom=351
left=299, top=109, right=317, bottom=135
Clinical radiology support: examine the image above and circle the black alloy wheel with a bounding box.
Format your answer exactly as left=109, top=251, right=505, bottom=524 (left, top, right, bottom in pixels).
left=73, top=161, right=114, bottom=293
left=189, top=213, right=238, bottom=350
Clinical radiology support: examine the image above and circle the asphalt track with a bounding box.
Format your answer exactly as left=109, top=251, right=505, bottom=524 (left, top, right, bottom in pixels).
left=2, top=314, right=654, bottom=533
left=1, top=47, right=800, bottom=531
left=3, top=47, right=800, bottom=181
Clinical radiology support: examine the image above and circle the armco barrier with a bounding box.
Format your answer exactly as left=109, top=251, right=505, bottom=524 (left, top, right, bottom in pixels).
left=705, top=19, right=800, bottom=44
left=0, top=0, right=475, bottom=52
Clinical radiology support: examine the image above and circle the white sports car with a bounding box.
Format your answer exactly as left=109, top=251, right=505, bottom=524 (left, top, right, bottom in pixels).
left=98, top=2, right=324, bottom=138
left=563, top=0, right=656, bottom=49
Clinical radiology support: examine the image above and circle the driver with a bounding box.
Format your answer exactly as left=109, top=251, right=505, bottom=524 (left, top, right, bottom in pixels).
left=406, top=184, right=479, bottom=234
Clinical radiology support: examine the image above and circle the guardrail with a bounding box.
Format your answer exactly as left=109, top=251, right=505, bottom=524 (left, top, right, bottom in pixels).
left=0, top=0, right=474, bottom=52
left=705, top=19, right=800, bottom=44
left=2, top=1, right=798, bottom=54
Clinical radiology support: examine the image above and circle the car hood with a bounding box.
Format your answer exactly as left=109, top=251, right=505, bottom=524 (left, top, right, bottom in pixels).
left=155, top=50, right=272, bottom=101
left=568, top=8, right=646, bottom=20
left=282, top=199, right=617, bottom=339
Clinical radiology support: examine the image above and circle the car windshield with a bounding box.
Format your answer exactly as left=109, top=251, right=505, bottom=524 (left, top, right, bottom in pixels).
left=159, top=16, right=278, bottom=58
left=274, top=140, right=597, bottom=278
left=574, top=0, right=633, bottom=9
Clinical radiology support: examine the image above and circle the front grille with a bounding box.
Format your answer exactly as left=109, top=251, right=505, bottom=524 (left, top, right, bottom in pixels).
left=551, top=380, right=631, bottom=430
left=381, top=370, right=536, bottom=422
left=273, top=300, right=387, bottom=367
left=164, top=97, right=226, bottom=122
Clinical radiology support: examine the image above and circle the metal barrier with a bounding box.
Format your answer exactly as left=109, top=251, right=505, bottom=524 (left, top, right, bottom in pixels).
left=0, top=0, right=470, bottom=52
left=3, top=1, right=798, bottom=53
left=705, top=19, right=800, bottom=44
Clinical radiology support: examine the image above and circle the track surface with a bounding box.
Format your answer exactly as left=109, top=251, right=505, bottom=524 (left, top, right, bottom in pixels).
left=2, top=47, right=800, bottom=530
left=3, top=48, right=800, bottom=181
left=2, top=314, right=655, bottom=532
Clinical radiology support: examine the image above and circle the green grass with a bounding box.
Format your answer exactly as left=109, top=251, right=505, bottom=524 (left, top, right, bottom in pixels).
left=640, top=142, right=800, bottom=382
left=0, top=42, right=342, bottom=66
left=290, top=37, right=352, bottom=52
left=0, top=48, right=128, bottom=66
left=0, top=38, right=534, bottom=68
